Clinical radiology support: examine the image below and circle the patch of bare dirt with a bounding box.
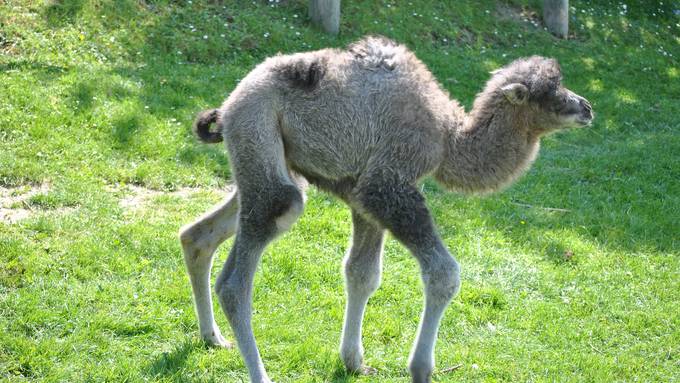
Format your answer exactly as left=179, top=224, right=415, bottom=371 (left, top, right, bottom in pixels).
left=1, top=183, right=50, bottom=224
left=110, top=184, right=231, bottom=211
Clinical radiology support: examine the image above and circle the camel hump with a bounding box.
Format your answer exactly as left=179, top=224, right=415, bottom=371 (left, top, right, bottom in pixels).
left=348, top=35, right=401, bottom=71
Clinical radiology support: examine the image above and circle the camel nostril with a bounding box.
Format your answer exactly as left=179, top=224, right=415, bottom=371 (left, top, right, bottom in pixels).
left=580, top=99, right=592, bottom=112
left=578, top=99, right=593, bottom=120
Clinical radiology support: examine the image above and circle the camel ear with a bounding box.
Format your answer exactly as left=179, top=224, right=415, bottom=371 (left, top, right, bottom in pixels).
left=501, top=83, right=529, bottom=105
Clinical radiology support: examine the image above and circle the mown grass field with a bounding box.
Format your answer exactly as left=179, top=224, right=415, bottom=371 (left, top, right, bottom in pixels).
left=1, top=0, right=678, bottom=382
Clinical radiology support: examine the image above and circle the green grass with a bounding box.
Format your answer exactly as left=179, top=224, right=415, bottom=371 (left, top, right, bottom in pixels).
left=1, top=0, right=678, bottom=382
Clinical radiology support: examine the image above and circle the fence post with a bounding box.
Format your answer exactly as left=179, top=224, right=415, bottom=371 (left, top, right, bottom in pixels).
left=543, top=0, right=569, bottom=38
left=309, top=0, right=340, bottom=36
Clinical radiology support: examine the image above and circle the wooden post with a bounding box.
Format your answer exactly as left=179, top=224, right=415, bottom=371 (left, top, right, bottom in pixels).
left=543, top=0, right=569, bottom=38
left=309, top=0, right=340, bottom=36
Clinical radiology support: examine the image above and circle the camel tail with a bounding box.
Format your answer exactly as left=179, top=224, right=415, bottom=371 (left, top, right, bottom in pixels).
left=193, top=109, right=223, bottom=143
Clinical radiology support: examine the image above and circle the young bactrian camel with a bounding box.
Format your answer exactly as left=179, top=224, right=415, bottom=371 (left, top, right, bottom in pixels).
left=179, top=36, right=593, bottom=383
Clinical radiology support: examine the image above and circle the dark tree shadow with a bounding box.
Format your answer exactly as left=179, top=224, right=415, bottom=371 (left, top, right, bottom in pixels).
left=43, top=0, right=86, bottom=26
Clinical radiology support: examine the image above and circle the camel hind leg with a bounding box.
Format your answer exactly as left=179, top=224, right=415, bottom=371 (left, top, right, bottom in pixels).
left=215, top=181, right=303, bottom=383
left=214, top=101, right=305, bottom=383
left=179, top=188, right=239, bottom=347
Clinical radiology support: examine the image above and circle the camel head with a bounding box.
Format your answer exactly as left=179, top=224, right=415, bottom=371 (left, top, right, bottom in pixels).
left=491, top=56, right=594, bottom=134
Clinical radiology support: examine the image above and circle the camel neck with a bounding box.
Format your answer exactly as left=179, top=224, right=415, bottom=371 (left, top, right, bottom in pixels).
left=434, top=102, right=540, bottom=194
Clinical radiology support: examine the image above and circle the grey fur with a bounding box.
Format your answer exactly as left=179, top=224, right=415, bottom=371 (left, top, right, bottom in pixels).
left=179, top=36, right=593, bottom=383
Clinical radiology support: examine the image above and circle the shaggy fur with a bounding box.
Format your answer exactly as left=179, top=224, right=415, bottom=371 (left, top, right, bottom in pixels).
left=192, top=108, right=222, bottom=143
left=179, top=36, right=593, bottom=383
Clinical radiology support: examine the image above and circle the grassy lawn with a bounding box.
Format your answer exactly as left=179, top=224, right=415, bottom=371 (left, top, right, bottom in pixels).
left=1, top=0, right=678, bottom=381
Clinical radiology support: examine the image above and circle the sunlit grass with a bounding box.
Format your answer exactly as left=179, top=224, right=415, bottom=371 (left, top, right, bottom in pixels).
left=1, top=0, right=678, bottom=382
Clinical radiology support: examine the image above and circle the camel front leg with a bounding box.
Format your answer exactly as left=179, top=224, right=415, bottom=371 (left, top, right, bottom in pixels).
left=354, top=179, right=461, bottom=383
left=407, top=241, right=460, bottom=383
left=340, top=210, right=385, bottom=373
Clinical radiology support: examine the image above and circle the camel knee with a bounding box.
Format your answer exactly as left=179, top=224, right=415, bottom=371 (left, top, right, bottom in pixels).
left=424, top=255, right=460, bottom=304
left=179, top=224, right=197, bottom=251
left=179, top=224, right=211, bottom=266
left=179, top=218, right=224, bottom=256
left=179, top=195, right=240, bottom=262
left=344, top=256, right=381, bottom=296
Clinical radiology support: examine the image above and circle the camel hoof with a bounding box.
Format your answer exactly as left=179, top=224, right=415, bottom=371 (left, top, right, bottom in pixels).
left=358, top=365, right=377, bottom=375
left=202, top=330, right=233, bottom=349
left=409, top=371, right=432, bottom=383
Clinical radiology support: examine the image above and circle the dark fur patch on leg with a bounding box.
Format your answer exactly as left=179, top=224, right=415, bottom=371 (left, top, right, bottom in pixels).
left=355, top=179, right=437, bottom=249
left=238, top=184, right=303, bottom=240
left=277, top=58, right=326, bottom=91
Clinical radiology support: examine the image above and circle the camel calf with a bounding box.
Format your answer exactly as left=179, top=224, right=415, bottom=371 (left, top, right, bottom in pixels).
left=180, top=36, right=593, bottom=383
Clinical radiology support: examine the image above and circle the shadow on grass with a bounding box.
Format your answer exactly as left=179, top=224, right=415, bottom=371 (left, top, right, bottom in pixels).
left=323, top=358, right=409, bottom=383
left=145, top=338, right=202, bottom=379
left=0, top=61, right=68, bottom=74
left=111, top=111, right=142, bottom=147
left=101, top=321, right=156, bottom=337
left=327, top=361, right=358, bottom=383
left=329, top=368, right=355, bottom=383
left=43, top=0, right=86, bottom=26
